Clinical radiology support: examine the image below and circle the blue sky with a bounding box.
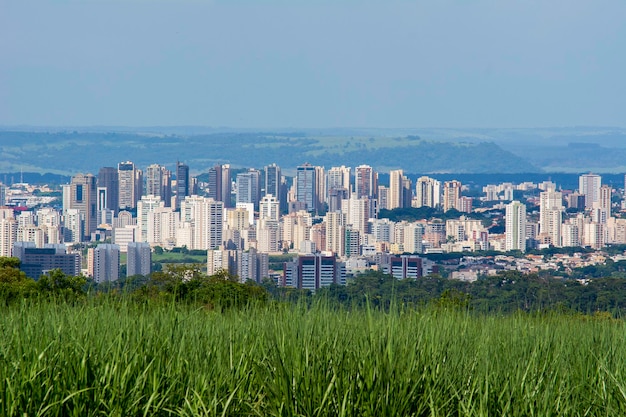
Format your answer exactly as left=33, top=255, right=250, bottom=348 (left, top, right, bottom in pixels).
left=1, top=0, right=624, bottom=128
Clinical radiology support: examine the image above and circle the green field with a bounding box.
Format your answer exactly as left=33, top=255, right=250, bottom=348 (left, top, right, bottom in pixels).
left=2, top=301, right=626, bottom=416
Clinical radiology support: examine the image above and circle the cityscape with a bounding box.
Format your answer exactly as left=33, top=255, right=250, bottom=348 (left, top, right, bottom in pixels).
left=2, top=160, right=625, bottom=291
left=3, top=0, right=625, bottom=414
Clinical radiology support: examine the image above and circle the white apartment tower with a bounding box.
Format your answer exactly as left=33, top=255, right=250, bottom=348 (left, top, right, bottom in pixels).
left=505, top=201, right=527, bottom=252
left=539, top=190, right=563, bottom=247
left=179, top=196, right=224, bottom=250
left=327, top=166, right=351, bottom=196
left=579, top=173, right=601, bottom=209
left=388, top=170, right=404, bottom=210
left=415, top=176, right=442, bottom=209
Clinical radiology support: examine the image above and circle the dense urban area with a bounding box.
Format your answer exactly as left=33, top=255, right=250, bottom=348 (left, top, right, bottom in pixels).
left=2, top=160, right=626, bottom=295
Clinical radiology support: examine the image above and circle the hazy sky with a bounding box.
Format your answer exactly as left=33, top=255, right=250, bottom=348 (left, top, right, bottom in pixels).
left=1, top=0, right=624, bottom=128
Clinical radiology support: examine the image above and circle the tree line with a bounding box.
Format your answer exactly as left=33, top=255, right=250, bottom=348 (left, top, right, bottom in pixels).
left=4, top=256, right=626, bottom=315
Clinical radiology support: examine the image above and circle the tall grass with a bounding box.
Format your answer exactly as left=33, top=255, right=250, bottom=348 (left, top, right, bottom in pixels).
left=1, top=300, right=626, bottom=416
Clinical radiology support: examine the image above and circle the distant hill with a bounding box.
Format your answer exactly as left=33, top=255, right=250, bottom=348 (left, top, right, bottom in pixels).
left=0, top=131, right=537, bottom=174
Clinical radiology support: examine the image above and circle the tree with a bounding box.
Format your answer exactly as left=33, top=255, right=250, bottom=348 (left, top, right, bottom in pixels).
left=37, top=269, right=87, bottom=302
left=0, top=257, right=37, bottom=305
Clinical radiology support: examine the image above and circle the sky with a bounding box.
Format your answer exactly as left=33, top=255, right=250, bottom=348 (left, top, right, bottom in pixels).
left=1, top=0, right=624, bottom=128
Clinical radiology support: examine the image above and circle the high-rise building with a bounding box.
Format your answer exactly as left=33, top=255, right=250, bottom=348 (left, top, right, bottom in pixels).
left=264, top=164, right=287, bottom=213
left=264, top=163, right=281, bottom=198
left=118, top=161, right=142, bottom=210
left=296, top=163, right=317, bottom=213
left=137, top=195, right=165, bottom=242
left=0, top=183, right=6, bottom=206
left=207, top=248, right=268, bottom=283
left=344, top=226, right=360, bottom=258
left=63, top=209, right=82, bottom=243
left=146, top=207, right=179, bottom=246
left=355, top=165, right=377, bottom=199
left=236, top=169, right=261, bottom=209
left=175, top=161, right=190, bottom=207
left=443, top=180, right=462, bottom=212
left=388, top=170, right=404, bottom=210
left=221, top=165, right=232, bottom=207
left=127, top=242, right=151, bottom=277
left=179, top=196, right=224, bottom=250
left=327, top=166, right=351, bottom=198
left=207, top=165, right=222, bottom=202
left=402, top=176, right=413, bottom=209
left=0, top=216, right=17, bottom=257
left=145, top=164, right=172, bottom=207
left=325, top=211, right=346, bottom=256
left=97, top=167, right=119, bottom=214
left=377, top=186, right=389, bottom=210
left=505, top=201, right=527, bottom=252
left=599, top=185, right=612, bottom=216
left=259, top=194, right=280, bottom=224
left=539, top=190, right=563, bottom=247
left=344, top=194, right=374, bottom=237
left=68, top=173, right=97, bottom=241
left=91, top=244, right=120, bottom=283
left=403, top=223, right=425, bottom=254
left=579, top=173, right=601, bottom=209
left=415, top=176, right=442, bottom=209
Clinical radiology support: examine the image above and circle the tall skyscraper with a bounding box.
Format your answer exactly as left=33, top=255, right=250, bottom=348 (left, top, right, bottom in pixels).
left=222, top=164, right=232, bottom=208
left=97, top=167, right=119, bottom=214
left=145, top=164, right=172, bottom=207
left=69, top=173, right=97, bottom=241
left=505, top=200, right=527, bottom=252
left=264, top=163, right=281, bottom=198
left=388, top=170, right=404, bottom=210
left=355, top=165, right=377, bottom=199
left=236, top=169, right=261, bottom=209
left=296, top=163, right=317, bottom=213
left=175, top=161, right=190, bottom=207
left=443, top=180, right=462, bottom=212
left=118, top=161, right=142, bottom=210
left=207, top=165, right=222, bottom=202
left=579, top=173, right=601, bottom=209
left=127, top=242, right=152, bottom=277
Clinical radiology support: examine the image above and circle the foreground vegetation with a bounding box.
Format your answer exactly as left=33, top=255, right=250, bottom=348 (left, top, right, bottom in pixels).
left=4, top=255, right=626, bottom=415
left=2, top=300, right=626, bottom=416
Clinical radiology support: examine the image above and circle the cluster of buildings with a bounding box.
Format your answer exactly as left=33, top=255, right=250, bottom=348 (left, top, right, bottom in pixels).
left=1, top=161, right=625, bottom=290
left=502, top=174, right=623, bottom=252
